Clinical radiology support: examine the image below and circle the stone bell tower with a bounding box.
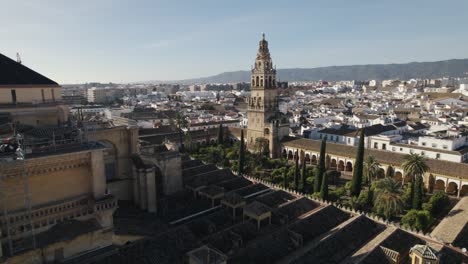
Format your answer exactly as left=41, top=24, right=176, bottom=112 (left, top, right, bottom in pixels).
left=246, top=33, right=289, bottom=158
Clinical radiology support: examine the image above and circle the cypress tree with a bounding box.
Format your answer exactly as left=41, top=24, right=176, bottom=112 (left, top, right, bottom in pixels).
left=302, top=156, right=307, bottom=192
left=386, top=166, right=394, bottom=178
left=239, top=130, right=245, bottom=175
left=314, top=136, right=327, bottom=193
left=320, top=172, right=328, bottom=200
left=412, top=175, right=423, bottom=210
left=294, top=150, right=299, bottom=191
left=217, top=124, right=224, bottom=145
left=283, top=168, right=288, bottom=188
left=351, top=129, right=365, bottom=196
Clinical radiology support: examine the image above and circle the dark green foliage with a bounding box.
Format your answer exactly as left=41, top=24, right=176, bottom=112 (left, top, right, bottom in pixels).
left=313, top=167, right=321, bottom=193
left=401, top=210, right=433, bottom=231
left=320, top=172, right=328, bottom=200
left=402, top=153, right=429, bottom=210
left=329, top=187, right=346, bottom=202
left=217, top=124, right=224, bottom=145
left=294, top=151, right=299, bottom=191
left=283, top=169, right=288, bottom=188
left=372, top=178, right=404, bottom=220
left=402, top=183, right=413, bottom=209
left=412, top=175, right=423, bottom=210
left=301, top=157, right=307, bottom=192
left=314, top=136, right=327, bottom=193
left=386, top=166, right=394, bottom=178
left=353, top=190, right=373, bottom=211
left=424, top=191, right=450, bottom=216
left=351, top=129, right=365, bottom=196
left=239, top=130, right=245, bottom=175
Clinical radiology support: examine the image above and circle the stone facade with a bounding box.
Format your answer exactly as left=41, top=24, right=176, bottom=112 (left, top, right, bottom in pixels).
left=0, top=146, right=117, bottom=261
left=90, top=125, right=139, bottom=201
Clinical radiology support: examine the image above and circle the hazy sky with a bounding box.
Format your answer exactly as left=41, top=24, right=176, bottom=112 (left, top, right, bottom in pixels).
left=2, top=0, right=468, bottom=84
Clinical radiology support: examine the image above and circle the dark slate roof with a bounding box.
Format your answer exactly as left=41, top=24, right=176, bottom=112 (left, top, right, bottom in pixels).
left=0, top=53, right=58, bottom=86
left=318, top=126, right=356, bottom=136
left=293, top=215, right=386, bottom=264
left=408, top=122, right=428, bottom=130
left=347, top=124, right=397, bottom=137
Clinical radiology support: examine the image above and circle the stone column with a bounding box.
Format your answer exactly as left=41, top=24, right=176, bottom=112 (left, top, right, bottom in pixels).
left=91, top=150, right=106, bottom=199
left=146, top=168, right=157, bottom=213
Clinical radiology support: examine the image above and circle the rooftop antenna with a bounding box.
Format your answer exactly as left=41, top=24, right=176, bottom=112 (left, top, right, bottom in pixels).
left=16, top=52, right=22, bottom=64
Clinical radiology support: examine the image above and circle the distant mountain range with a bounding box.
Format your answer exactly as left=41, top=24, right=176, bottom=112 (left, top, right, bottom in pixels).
left=150, top=59, right=468, bottom=84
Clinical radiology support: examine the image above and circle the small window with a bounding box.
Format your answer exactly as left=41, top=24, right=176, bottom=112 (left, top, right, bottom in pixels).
left=421, top=142, right=426, bottom=146
left=442, top=145, right=448, bottom=149
left=374, top=143, right=378, bottom=149
left=400, top=148, right=403, bottom=151
left=431, top=143, right=437, bottom=148
left=392, top=147, right=396, bottom=151
left=436, top=153, right=441, bottom=159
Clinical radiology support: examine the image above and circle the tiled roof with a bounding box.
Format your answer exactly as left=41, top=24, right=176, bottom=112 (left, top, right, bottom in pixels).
left=431, top=197, right=468, bottom=245
left=283, top=138, right=468, bottom=178
left=244, top=201, right=272, bottom=217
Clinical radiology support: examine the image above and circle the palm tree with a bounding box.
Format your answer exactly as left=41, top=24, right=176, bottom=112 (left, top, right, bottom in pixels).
left=373, top=178, right=404, bottom=220
left=174, top=113, right=188, bottom=151
left=364, top=155, right=380, bottom=188
left=402, top=153, right=429, bottom=183
left=402, top=153, right=429, bottom=209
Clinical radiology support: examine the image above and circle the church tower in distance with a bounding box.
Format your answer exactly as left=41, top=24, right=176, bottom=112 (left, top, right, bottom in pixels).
left=246, top=33, right=289, bottom=158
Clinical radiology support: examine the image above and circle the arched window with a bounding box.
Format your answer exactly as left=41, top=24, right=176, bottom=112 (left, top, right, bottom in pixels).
left=268, top=76, right=272, bottom=88
left=260, top=79, right=263, bottom=86
left=252, top=78, right=255, bottom=86
left=256, top=76, right=259, bottom=87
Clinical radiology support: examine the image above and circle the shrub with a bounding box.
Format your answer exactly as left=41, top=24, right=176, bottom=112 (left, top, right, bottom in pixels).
left=401, top=210, right=433, bottom=231
left=354, top=190, right=373, bottom=210
left=345, top=181, right=352, bottom=191
left=329, top=187, right=346, bottom=202
left=401, top=183, right=413, bottom=209
left=427, top=191, right=450, bottom=215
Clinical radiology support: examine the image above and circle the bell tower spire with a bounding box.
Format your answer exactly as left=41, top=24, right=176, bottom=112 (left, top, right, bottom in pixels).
left=246, top=34, right=288, bottom=158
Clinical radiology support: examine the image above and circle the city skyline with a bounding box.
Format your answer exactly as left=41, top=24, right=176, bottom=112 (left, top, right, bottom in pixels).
left=2, top=0, right=468, bottom=84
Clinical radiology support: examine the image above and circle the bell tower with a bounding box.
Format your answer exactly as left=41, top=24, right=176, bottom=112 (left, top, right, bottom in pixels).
left=246, top=33, right=289, bottom=158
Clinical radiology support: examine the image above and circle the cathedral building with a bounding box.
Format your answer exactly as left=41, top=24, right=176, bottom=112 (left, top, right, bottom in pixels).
left=246, top=34, right=289, bottom=158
